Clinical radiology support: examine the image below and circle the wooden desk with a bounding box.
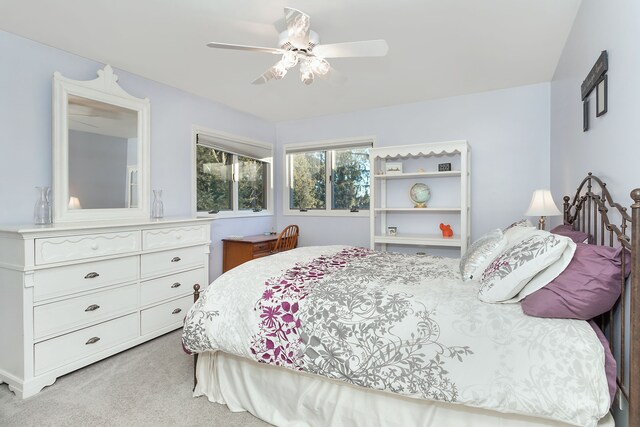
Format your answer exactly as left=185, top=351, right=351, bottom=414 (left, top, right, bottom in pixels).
left=222, top=234, right=278, bottom=273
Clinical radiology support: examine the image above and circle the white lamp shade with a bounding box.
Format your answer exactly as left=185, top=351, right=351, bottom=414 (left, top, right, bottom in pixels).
left=525, top=189, right=561, bottom=217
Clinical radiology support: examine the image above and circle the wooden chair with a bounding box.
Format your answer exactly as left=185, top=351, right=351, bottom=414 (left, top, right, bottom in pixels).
left=272, top=225, right=299, bottom=254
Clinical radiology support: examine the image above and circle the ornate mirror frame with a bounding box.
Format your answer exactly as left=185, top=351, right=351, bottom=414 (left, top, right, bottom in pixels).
left=52, top=65, right=150, bottom=222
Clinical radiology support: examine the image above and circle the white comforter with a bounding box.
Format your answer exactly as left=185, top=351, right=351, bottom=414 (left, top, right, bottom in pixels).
left=182, top=246, right=610, bottom=427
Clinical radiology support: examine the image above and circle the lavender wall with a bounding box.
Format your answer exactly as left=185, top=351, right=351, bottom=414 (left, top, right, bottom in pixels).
left=0, top=30, right=276, bottom=279
left=550, top=0, right=640, bottom=208
left=275, top=83, right=551, bottom=249
left=550, top=1, right=640, bottom=424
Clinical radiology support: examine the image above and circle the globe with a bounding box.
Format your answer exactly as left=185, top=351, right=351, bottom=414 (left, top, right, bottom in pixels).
left=409, top=183, right=431, bottom=208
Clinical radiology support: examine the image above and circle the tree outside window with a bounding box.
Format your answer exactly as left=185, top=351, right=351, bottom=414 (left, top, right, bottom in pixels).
left=238, top=155, right=267, bottom=211
left=196, top=146, right=233, bottom=212
left=196, top=141, right=271, bottom=215
left=287, top=143, right=371, bottom=213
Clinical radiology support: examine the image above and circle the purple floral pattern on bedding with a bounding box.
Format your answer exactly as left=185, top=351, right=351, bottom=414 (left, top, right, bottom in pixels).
left=249, top=247, right=471, bottom=403
left=249, top=246, right=370, bottom=368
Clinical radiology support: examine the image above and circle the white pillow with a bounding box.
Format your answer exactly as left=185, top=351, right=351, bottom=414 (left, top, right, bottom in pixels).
left=503, top=219, right=536, bottom=246
left=478, top=230, right=570, bottom=303
left=507, top=239, right=577, bottom=303
left=459, top=229, right=508, bottom=281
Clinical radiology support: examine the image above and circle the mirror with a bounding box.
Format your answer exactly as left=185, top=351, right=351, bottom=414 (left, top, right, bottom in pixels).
left=52, top=65, right=150, bottom=222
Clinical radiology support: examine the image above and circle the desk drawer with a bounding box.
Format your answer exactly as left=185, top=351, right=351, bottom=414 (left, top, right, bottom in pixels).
left=142, top=226, right=208, bottom=251
left=34, top=257, right=138, bottom=302
left=34, top=314, right=138, bottom=375
left=140, top=268, right=205, bottom=306
left=141, top=246, right=204, bottom=278
left=34, top=284, right=138, bottom=340
left=252, top=241, right=273, bottom=254
left=140, top=295, right=193, bottom=336
left=35, top=231, right=140, bottom=265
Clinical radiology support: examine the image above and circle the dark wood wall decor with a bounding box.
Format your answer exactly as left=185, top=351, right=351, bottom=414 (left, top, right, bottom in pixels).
left=596, top=74, right=608, bottom=117
left=582, top=50, right=608, bottom=131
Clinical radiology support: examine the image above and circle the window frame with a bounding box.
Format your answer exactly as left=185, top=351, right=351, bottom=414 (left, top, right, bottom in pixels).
left=192, top=126, right=273, bottom=219
left=282, top=136, right=375, bottom=217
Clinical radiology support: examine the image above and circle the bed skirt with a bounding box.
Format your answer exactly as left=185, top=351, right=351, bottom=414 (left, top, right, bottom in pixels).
left=194, top=351, right=614, bottom=427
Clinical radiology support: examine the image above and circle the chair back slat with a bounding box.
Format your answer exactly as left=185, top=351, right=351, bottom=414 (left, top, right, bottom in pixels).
left=273, top=225, right=299, bottom=253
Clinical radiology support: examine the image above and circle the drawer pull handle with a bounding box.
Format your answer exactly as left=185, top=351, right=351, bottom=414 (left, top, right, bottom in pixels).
left=171, top=282, right=181, bottom=289
left=91, top=243, right=99, bottom=250
left=85, top=337, right=101, bottom=345
left=85, top=304, right=100, bottom=312
left=172, top=308, right=182, bottom=314
left=176, top=234, right=183, bottom=240
left=84, top=272, right=100, bottom=279
left=171, top=256, right=181, bottom=263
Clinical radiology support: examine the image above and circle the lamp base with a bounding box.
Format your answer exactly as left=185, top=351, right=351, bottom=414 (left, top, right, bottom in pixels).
left=538, top=216, right=546, bottom=230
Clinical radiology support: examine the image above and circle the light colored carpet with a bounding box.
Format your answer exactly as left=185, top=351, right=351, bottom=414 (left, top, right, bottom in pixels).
left=0, top=329, right=270, bottom=427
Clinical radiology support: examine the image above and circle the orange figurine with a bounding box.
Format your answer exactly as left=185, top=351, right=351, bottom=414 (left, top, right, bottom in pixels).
left=440, top=223, right=453, bottom=238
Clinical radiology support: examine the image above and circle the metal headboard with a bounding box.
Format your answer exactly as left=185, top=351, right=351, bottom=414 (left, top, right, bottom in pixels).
left=562, top=172, right=640, bottom=424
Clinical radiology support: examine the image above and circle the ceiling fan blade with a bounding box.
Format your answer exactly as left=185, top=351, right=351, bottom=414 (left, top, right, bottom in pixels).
left=313, top=40, right=389, bottom=58
left=284, top=7, right=310, bottom=49
left=206, top=42, right=283, bottom=55
left=251, top=66, right=278, bottom=85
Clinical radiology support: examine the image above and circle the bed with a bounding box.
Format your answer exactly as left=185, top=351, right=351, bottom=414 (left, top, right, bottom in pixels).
left=182, top=174, right=640, bottom=427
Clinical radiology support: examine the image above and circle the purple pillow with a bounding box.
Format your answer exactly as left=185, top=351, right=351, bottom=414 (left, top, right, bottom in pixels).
left=551, top=224, right=590, bottom=244
left=588, top=320, right=617, bottom=406
left=522, top=243, right=630, bottom=320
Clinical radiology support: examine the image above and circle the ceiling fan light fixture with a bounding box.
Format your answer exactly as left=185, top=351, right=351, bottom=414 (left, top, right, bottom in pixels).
left=273, top=62, right=288, bottom=80
left=281, top=51, right=298, bottom=69
left=300, top=60, right=314, bottom=85
left=300, top=70, right=314, bottom=85
left=309, top=57, right=330, bottom=76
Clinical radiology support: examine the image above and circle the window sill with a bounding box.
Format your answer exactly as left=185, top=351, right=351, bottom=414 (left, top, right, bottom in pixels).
left=197, top=211, right=274, bottom=220
left=282, top=210, right=369, bottom=218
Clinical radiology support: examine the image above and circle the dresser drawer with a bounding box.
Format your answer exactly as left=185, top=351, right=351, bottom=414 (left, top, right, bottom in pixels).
left=140, top=268, right=205, bottom=306
left=140, top=295, right=193, bottom=336
left=34, top=314, right=138, bottom=375
left=34, top=284, right=138, bottom=340
left=35, top=231, right=141, bottom=265
left=142, top=225, right=208, bottom=251
left=140, top=246, right=204, bottom=278
left=33, top=256, right=138, bottom=302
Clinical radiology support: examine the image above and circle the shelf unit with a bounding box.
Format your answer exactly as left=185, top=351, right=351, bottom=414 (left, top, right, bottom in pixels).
left=369, top=140, right=470, bottom=255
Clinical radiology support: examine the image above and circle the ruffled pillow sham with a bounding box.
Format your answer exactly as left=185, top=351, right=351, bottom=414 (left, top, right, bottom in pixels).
left=459, top=229, right=508, bottom=281
left=478, top=231, right=570, bottom=303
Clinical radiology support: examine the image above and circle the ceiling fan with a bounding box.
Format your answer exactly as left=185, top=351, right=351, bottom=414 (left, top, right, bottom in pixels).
left=206, top=7, right=389, bottom=85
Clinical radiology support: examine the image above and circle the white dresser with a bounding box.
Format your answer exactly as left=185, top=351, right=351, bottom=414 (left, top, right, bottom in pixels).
left=0, top=217, right=211, bottom=398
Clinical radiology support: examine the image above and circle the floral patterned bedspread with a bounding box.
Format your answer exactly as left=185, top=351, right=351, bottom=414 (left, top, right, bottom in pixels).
left=182, top=246, right=609, bottom=427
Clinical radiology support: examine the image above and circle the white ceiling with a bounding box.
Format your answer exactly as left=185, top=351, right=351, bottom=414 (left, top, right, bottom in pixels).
left=0, top=0, right=581, bottom=122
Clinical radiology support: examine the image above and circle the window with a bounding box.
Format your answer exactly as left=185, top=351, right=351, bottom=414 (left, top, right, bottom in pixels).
left=195, top=129, right=272, bottom=216
left=284, top=137, right=373, bottom=215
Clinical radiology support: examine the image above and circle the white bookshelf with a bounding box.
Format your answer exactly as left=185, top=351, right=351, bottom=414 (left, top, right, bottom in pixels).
left=369, top=140, right=470, bottom=255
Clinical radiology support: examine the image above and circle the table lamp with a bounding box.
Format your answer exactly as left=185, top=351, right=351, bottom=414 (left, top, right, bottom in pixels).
left=525, top=189, right=561, bottom=230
